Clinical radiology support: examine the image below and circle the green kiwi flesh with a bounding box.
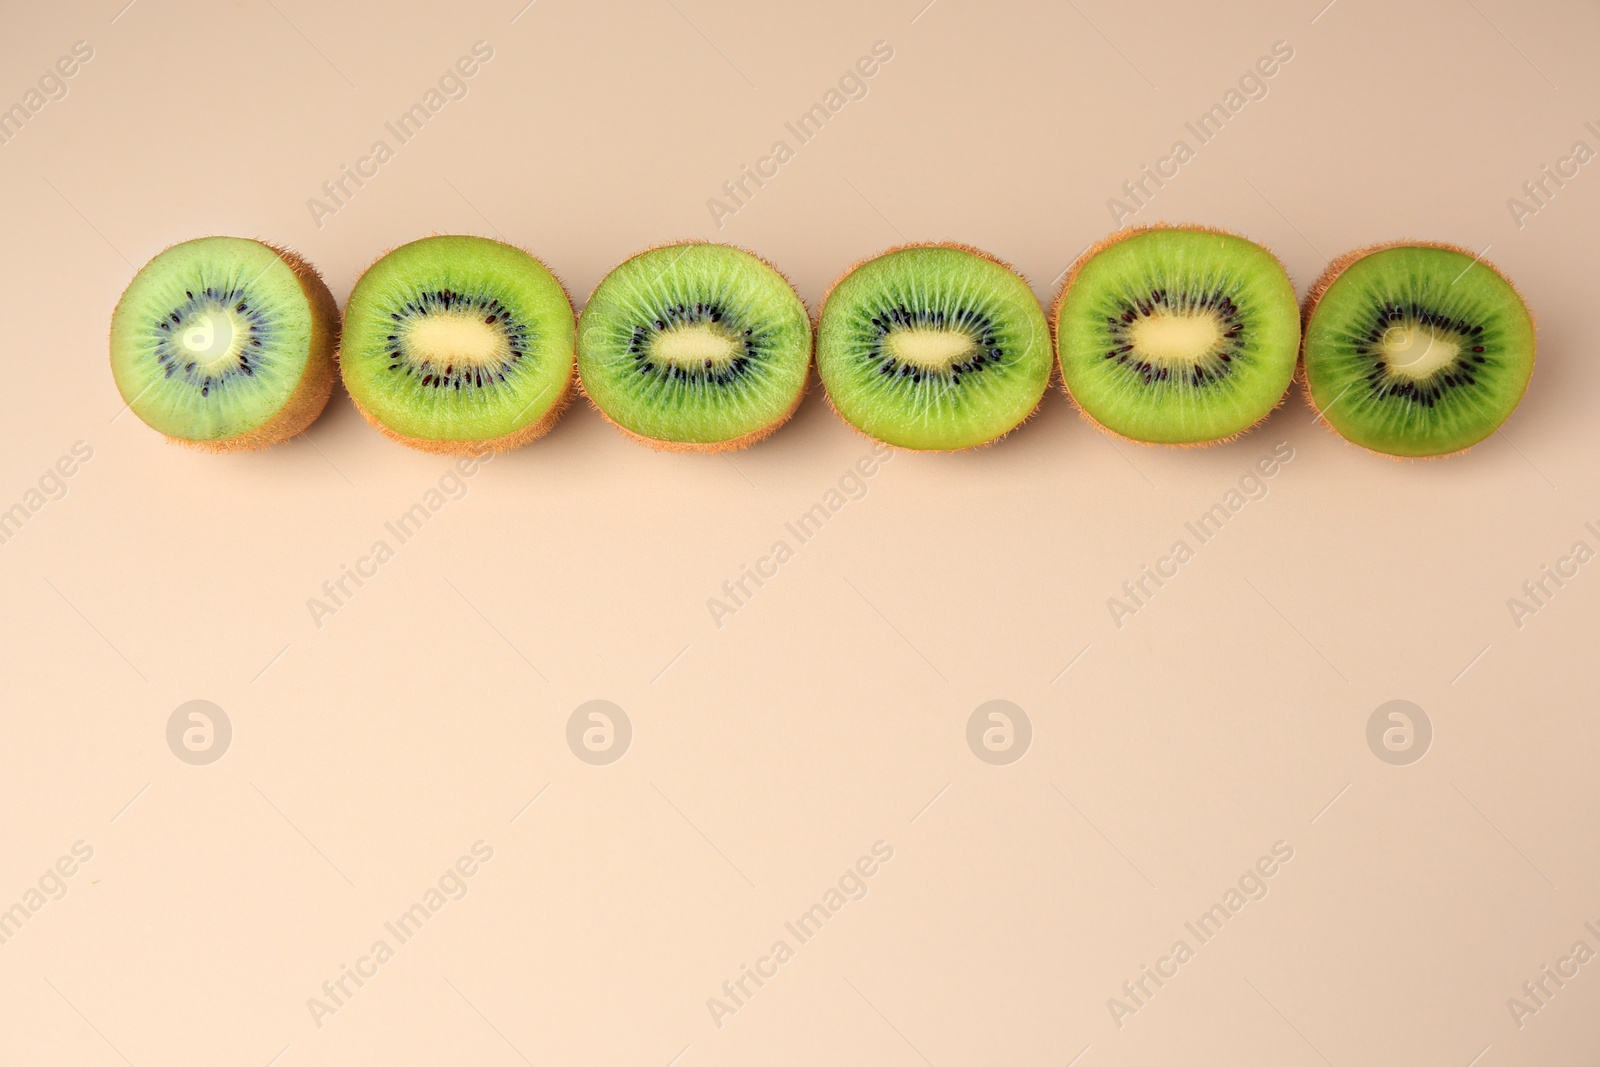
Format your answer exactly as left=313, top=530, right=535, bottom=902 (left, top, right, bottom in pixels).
left=816, top=244, right=1051, bottom=450
left=577, top=243, right=811, bottom=450
left=1053, top=226, right=1300, bottom=445
left=340, top=235, right=575, bottom=453
left=1302, top=243, right=1535, bottom=457
left=109, top=236, right=337, bottom=450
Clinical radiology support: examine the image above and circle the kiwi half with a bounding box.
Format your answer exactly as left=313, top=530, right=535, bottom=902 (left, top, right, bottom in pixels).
left=109, top=237, right=338, bottom=451
left=340, top=236, right=575, bottom=454
left=1053, top=226, right=1299, bottom=445
left=1302, top=243, right=1535, bottom=458
left=577, top=242, right=811, bottom=451
left=816, top=244, right=1051, bottom=450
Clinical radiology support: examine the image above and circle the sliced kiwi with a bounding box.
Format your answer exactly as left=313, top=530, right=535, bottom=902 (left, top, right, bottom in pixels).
left=1302, top=243, right=1535, bottom=458
left=816, top=244, right=1051, bottom=450
left=577, top=243, right=811, bottom=451
left=109, top=237, right=337, bottom=450
left=1053, top=226, right=1299, bottom=445
left=340, top=236, right=575, bottom=454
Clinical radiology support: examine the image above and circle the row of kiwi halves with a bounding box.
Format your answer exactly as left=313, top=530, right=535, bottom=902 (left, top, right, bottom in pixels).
left=108, top=228, right=1536, bottom=459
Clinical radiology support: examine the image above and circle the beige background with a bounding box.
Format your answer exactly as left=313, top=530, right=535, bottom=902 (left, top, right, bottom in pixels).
left=2, top=0, right=1597, bottom=1063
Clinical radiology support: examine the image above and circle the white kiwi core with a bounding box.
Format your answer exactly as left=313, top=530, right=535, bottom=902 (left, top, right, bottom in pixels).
left=177, top=306, right=248, bottom=368
left=651, top=322, right=741, bottom=367
left=1380, top=322, right=1460, bottom=379
left=406, top=311, right=512, bottom=368
left=886, top=328, right=976, bottom=370
left=1129, top=311, right=1225, bottom=365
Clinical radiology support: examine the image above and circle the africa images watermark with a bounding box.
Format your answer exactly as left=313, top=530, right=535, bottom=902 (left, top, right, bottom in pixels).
left=1106, top=840, right=1295, bottom=1029
left=706, top=40, right=895, bottom=229
left=1106, top=40, right=1294, bottom=226
left=1107, top=441, right=1295, bottom=628
left=306, top=450, right=495, bottom=628
left=0, top=841, right=94, bottom=948
left=1506, top=120, right=1600, bottom=230
left=1367, top=700, right=1431, bottom=766
left=167, top=700, right=233, bottom=766
left=1504, top=916, right=1600, bottom=1031
left=307, top=41, right=496, bottom=229
left=306, top=840, right=495, bottom=1028
left=0, top=440, right=93, bottom=548
left=0, top=40, right=94, bottom=147
left=706, top=441, right=894, bottom=629
left=1504, top=519, right=1600, bottom=630
left=967, top=700, right=1032, bottom=765
left=706, top=840, right=894, bottom=1029
left=567, top=700, right=631, bottom=765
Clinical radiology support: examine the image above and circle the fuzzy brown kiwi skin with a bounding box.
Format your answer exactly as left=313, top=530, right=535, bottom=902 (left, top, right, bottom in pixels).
left=1298, top=240, right=1537, bottom=461
left=340, top=234, right=578, bottom=455
left=1049, top=223, right=1296, bottom=449
left=575, top=240, right=814, bottom=453
left=815, top=241, right=1049, bottom=455
left=121, top=238, right=340, bottom=453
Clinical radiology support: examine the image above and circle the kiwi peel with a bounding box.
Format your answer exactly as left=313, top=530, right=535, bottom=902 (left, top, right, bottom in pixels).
left=339, top=235, right=576, bottom=455
left=1052, top=224, right=1300, bottom=447
left=816, top=243, right=1053, bottom=452
left=109, top=237, right=339, bottom=451
left=577, top=241, right=812, bottom=453
left=1300, top=241, right=1535, bottom=459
